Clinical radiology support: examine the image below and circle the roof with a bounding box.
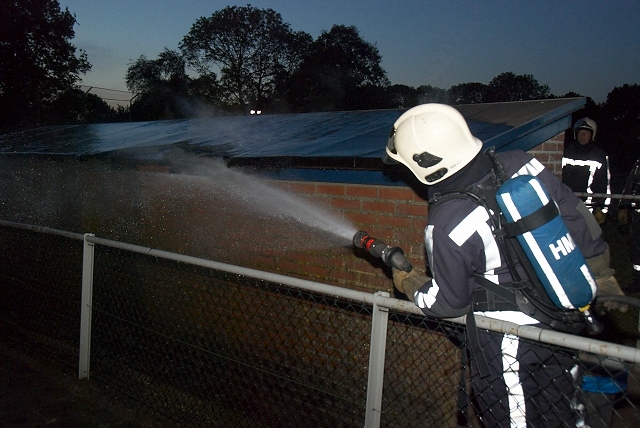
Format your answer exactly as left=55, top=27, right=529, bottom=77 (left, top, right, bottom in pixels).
left=0, top=98, right=585, bottom=185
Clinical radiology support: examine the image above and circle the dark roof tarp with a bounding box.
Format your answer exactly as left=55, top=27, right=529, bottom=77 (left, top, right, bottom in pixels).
left=0, top=98, right=585, bottom=184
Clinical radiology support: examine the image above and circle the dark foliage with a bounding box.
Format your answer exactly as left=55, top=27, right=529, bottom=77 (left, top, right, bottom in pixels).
left=485, top=72, right=551, bottom=102
left=285, top=25, right=391, bottom=112
left=449, top=82, right=488, bottom=105
left=126, top=49, right=194, bottom=121
left=597, top=84, right=640, bottom=183
left=0, top=0, right=91, bottom=130
left=180, top=5, right=311, bottom=112
left=42, top=88, right=116, bottom=124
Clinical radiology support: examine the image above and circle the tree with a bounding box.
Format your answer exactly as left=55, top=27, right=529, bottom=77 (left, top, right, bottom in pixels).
left=126, top=49, right=189, bottom=95
left=558, top=92, right=600, bottom=119
left=180, top=5, right=311, bottom=111
left=287, top=25, right=390, bottom=112
left=189, top=73, right=222, bottom=106
left=416, top=85, right=449, bottom=104
left=598, top=84, right=640, bottom=181
left=560, top=91, right=583, bottom=98
left=485, top=72, right=550, bottom=102
left=42, top=88, right=116, bottom=124
left=0, top=0, right=91, bottom=129
left=125, top=49, right=192, bottom=120
left=387, top=84, right=419, bottom=108
left=449, top=82, right=487, bottom=104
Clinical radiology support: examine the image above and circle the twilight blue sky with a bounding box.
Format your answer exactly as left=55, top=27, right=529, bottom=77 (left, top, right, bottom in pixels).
left=59, top=0, right=640, bottom=104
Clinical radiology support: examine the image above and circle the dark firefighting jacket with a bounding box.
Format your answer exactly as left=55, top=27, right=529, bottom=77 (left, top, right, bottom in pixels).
left=415, top=150, right=607, bottom=325
left=562, top=141, right=611, bottom=212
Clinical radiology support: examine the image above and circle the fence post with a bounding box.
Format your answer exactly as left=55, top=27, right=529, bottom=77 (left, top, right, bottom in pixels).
left=78, top=233, right=95, bottom=379
left=365, top=291, right=390, bottom=428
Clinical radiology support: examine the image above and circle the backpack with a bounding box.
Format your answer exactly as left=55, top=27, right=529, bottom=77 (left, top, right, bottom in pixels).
left=429, top=148, right=602, bottom=336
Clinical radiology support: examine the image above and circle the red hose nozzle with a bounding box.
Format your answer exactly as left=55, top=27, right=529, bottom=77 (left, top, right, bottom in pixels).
left=353, top=231, right=413, bottom=272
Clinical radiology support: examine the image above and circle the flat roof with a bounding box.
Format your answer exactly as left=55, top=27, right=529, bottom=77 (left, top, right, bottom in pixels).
left=0, top=98, right=585, bottom=185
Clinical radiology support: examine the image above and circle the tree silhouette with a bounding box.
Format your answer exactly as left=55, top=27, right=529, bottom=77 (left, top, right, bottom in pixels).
left=387, top=84, right=419, bottom=108
left=598, top=84, right=640, bottom=181
left=415, top=85, right=449, bottom=104
left=485, top=72, right=551, bottom=102
left=180, top=5, right=311, bottom=112
left=126, top=49, right=188, bottom=94
left=42, top=88, right=116, bottom=124
left=286, top=25, right=390, bottom=112
left=449, top=82, right=487, bottom=104
left=126, top=49, right=193, bottom=120
left=0, top=0, right=91, bottom=130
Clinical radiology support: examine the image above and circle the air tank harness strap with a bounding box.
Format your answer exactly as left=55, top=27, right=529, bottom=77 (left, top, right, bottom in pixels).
left=495, top=200, right=559, bottom=239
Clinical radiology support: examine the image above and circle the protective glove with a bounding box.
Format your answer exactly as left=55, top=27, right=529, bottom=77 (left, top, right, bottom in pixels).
left=586, top=245, right=615, bottom=279
left=586, top=245, right=627, bottom=312
left=618, top=208, right=629, bottom=225
left=392, top=267, right=430, bottom=300
left=594, top=207, right=606, bottom=225
left=595, top=276, right=628, bottom=312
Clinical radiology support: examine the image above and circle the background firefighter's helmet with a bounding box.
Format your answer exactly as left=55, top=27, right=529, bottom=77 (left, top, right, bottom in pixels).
left=573, top=117, right=597, bottom=141
left=383, top=103, right=482, bottom=185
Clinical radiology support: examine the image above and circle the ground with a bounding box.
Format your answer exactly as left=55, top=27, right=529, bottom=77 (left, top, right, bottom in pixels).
left=0, top=344, right=154, bottom=427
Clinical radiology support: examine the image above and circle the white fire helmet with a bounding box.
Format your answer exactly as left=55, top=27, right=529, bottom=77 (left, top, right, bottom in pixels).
left=383, top=103, right=483, bottom=185
left=573, top=117, right=597, bottom=140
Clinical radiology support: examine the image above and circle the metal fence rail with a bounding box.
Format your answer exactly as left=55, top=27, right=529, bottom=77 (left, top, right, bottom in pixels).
left=1, top=220, right=639, bottom=427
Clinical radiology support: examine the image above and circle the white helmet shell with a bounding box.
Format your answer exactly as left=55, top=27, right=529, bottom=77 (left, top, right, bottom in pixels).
left=384, top=103, right=483, bottom=185
left=573, top=117, right=597, bottom=140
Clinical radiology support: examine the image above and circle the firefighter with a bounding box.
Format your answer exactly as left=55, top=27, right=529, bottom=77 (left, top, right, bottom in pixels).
left=383, top=104, right=620, bottom=427
left=562, top=117, right=612, bottom=224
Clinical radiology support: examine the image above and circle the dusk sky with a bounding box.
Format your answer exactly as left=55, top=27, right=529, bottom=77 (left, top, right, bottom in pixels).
left=59, top=0, right=640, bottom=104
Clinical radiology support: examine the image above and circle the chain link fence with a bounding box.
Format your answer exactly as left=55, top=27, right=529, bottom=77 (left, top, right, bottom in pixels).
left=1, top=220, right=639, bottom=427
left=0, top=226, right=82, bottom=374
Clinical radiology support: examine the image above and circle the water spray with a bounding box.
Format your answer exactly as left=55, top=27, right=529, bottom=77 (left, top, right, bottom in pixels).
left=353, top=231, right=413, bottom=272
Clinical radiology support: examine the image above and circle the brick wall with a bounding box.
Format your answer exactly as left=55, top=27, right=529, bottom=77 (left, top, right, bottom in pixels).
left=529, top=131, right=565, bottom=179
left=0, top=133, right=565, bottom=296
left=272, top=180, right=429, bottom=293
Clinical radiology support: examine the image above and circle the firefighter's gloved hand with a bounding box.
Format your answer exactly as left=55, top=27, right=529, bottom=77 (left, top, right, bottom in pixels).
left=594, top=207, right=606, bottom=225
left=595, top=275, right=628, bottom=312
left=586, top=245, right=615, bottom=279
left=587, top=245, right=627, bottom=311
left=618, top=209, right=629, bottom=225
left=392, top=267, right=430, bottom=300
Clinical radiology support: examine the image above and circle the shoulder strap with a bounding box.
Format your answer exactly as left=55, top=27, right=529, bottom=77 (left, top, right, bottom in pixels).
left=486, top=147, right=507, bottom=185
